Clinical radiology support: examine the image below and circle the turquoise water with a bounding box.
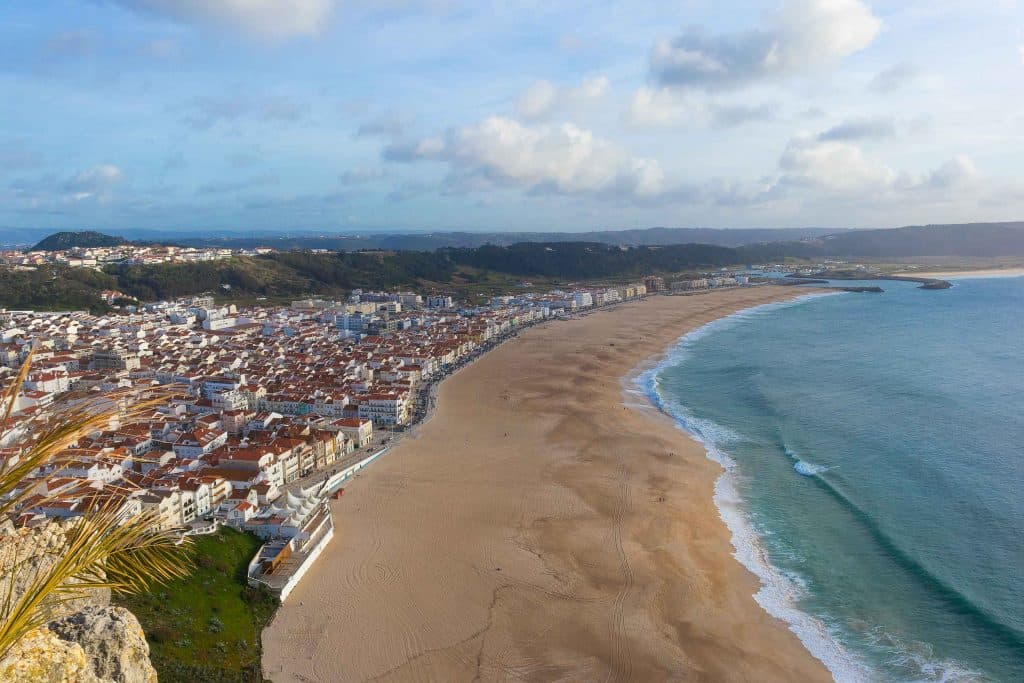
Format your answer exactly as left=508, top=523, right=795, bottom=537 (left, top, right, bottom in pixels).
left=644, top=277, right=1024, bottom=682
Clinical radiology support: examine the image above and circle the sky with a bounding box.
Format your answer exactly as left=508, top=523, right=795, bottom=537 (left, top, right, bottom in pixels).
left=1, top=0, right=1023, bottom=234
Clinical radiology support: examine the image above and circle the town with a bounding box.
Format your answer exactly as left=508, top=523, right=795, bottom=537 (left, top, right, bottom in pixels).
left=0, top=243, right=263, bottom=270
left=0, top=279, right=673, bottom=598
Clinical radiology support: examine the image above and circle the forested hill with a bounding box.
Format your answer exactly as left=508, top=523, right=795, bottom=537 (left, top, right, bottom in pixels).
left=4, top=222, right=1023, bottom=312
left=0, top=242, right=771, bottom=313
left=446, top=242, right=809, bottom=279
left=811, top=222, right=1024, bottom=258
left=18, top=221, right=1024, bottom=257
left=30, top=230, right=129, bottom=251
left=158, top=226, right=839, bottom=251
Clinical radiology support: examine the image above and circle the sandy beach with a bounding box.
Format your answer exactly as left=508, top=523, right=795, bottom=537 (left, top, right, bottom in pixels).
left=901, top=267, right=1024, bottom=279
left=262, top=287, right=832, bottom=682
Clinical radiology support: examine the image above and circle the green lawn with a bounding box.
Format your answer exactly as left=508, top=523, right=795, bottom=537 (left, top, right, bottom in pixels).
left=113, top=527, right=279, bottom=683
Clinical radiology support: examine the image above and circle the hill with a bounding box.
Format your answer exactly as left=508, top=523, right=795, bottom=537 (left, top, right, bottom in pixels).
left=4, top=222, right=1024, bottom=312
left=147, top=227, right=837, bottom=252
left=30, top=231, right=128, bottom=251
left=0, top=243, right=764, bottom=312
left=811, top=222, right=1024, bottom=258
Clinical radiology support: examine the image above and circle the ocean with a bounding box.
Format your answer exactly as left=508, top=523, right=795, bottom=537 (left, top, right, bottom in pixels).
left=640, top=276, right=1024, bottom=682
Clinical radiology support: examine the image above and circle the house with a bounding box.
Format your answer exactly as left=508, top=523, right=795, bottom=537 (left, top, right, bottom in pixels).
left=333, top=417, right=373, bottom=447
left=172, top=427, right=227, bottom=459
left=139, top=489, right=183, bottom=529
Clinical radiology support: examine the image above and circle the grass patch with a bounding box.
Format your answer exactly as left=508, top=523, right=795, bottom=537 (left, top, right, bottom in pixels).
left=113, top=527, right=278, bottom=683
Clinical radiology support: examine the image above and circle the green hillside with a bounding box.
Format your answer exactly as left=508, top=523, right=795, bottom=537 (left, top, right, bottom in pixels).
left=30, top=230, right=128, bottom=251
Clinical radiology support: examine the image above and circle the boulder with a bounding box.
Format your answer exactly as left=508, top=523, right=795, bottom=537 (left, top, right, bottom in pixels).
left=47, top=606, right=157, bottom=683
left=0, top=626, right=99, bottom=683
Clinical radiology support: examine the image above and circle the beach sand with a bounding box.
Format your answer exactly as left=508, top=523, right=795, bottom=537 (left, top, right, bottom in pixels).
left=262, top=287, right=832, bottom=683
left=902, top=267, right=1024, bottom=279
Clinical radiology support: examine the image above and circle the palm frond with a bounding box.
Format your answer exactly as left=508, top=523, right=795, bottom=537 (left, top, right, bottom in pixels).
left=0, top=355, right=194, bottom=661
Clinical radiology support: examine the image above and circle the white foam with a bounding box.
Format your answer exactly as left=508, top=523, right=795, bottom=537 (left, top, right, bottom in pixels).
left=794, top=460, right=830, bottom=476
left=786, top=447, right=831, bottom=476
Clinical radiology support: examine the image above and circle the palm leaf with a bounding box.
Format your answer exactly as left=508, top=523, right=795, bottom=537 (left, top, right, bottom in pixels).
left=0, top=355, right=194, bottom=661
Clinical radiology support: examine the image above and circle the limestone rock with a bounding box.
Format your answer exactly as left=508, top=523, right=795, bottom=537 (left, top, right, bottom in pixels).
left=47, top=606, right=157, bottom=683
left=0, top=626, right=100, bottom=683
left=0, top=522, right=111, bottom=617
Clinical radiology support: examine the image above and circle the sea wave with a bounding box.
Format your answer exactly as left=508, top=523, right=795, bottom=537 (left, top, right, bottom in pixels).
left=785, top=446, right=831, bottom=477
left=632, top=294, right=1008, bottom=683
left=632, top=293, right=874, bottom=682
left=649, top=388, right=875, bottom=683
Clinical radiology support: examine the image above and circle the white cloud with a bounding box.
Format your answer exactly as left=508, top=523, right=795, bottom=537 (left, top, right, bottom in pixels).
left=817, top=117, right=897, bottom=141
left=338, top=166, right=386, bottom=185
left=385, top=116, right=663, bottom=197
left=182, top=93, right=308, bottom=128
left=868, top=62, right=920, bottom=93
left=627, top=87, right=774, bottom=128
left=652, top=0, right=881, bottom=90
left=779, top=135, right=894, bottom=192
left=627, top=87, right=697, bottom=127
left=898, top=155, right=979, bottom=192
left=777, top=134, right=978, bottom=196
left=518, top=81, right=559, bottom=120
left=111, top=0, right=335, bottom=39
left=517, top=76, right=609, bottom=120
left=357, top=112, right=414, bottom=138
left=63, top=164, right=124, bottom=200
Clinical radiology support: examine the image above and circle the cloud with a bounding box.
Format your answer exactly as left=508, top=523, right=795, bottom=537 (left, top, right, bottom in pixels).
left=818, top=117, right=897, bottom=141
left=898, top=155, right=979, bottom=192
left=868, top=62, right=920, bottom=93
left=1019, top=44, right=1024, bottom=65
left=356, top=113, right=412, bottom=138
left=109, top=0, right=336, bottom=40
left=182, top=93, right=307, bottom=128
left=777, top=134, right=978, bottom=196
left=627, top=87, right=775, bottom=128
left=778, top=135, right=894, bottom=192
left=196, top=173, right=279, bottom=194
left=382, top=136, right=446, bottom=162
left=6, top=164, right=125, bottom=209
left=338, top=167, right=385, bottom=184
left=517, top=76, right=609, bottom=120
left=62, top=165, right=124, bottom=200
left=384, top=116, right=664, bottom=198
left=651, top=0, right=881, bottom=90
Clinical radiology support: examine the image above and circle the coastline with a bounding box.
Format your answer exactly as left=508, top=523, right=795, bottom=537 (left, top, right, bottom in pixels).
left=899, top=267, right=1024, bottom=279
left=630, top=291, right=873, bottom=683
left=262, top=288, right=833, bottom=682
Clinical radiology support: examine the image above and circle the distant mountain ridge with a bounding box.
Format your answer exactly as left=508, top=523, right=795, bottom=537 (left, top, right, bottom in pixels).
left=810, top=222, right=1024, bottom=258
left=4, top=222, right=1024, bottom=313
left=164, top=227, right=841, bottom=250
left=16, top=221, right=1024, bottom=257
left=30, top=231, right=128, bottom=251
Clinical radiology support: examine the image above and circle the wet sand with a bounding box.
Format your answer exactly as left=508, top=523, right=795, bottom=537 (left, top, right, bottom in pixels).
left=262, top=287, right=832, bottom=682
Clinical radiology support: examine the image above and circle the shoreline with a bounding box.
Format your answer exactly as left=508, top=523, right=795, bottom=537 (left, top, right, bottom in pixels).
left=628, top=290, right=871, bottom=682
left=898, top=267, right=1024, bottom=279
left=262, top=288, right=833, bottom=682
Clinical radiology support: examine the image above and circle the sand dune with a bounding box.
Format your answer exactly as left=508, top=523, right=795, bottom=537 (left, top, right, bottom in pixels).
left=262, top=288, right=832, bottom=682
